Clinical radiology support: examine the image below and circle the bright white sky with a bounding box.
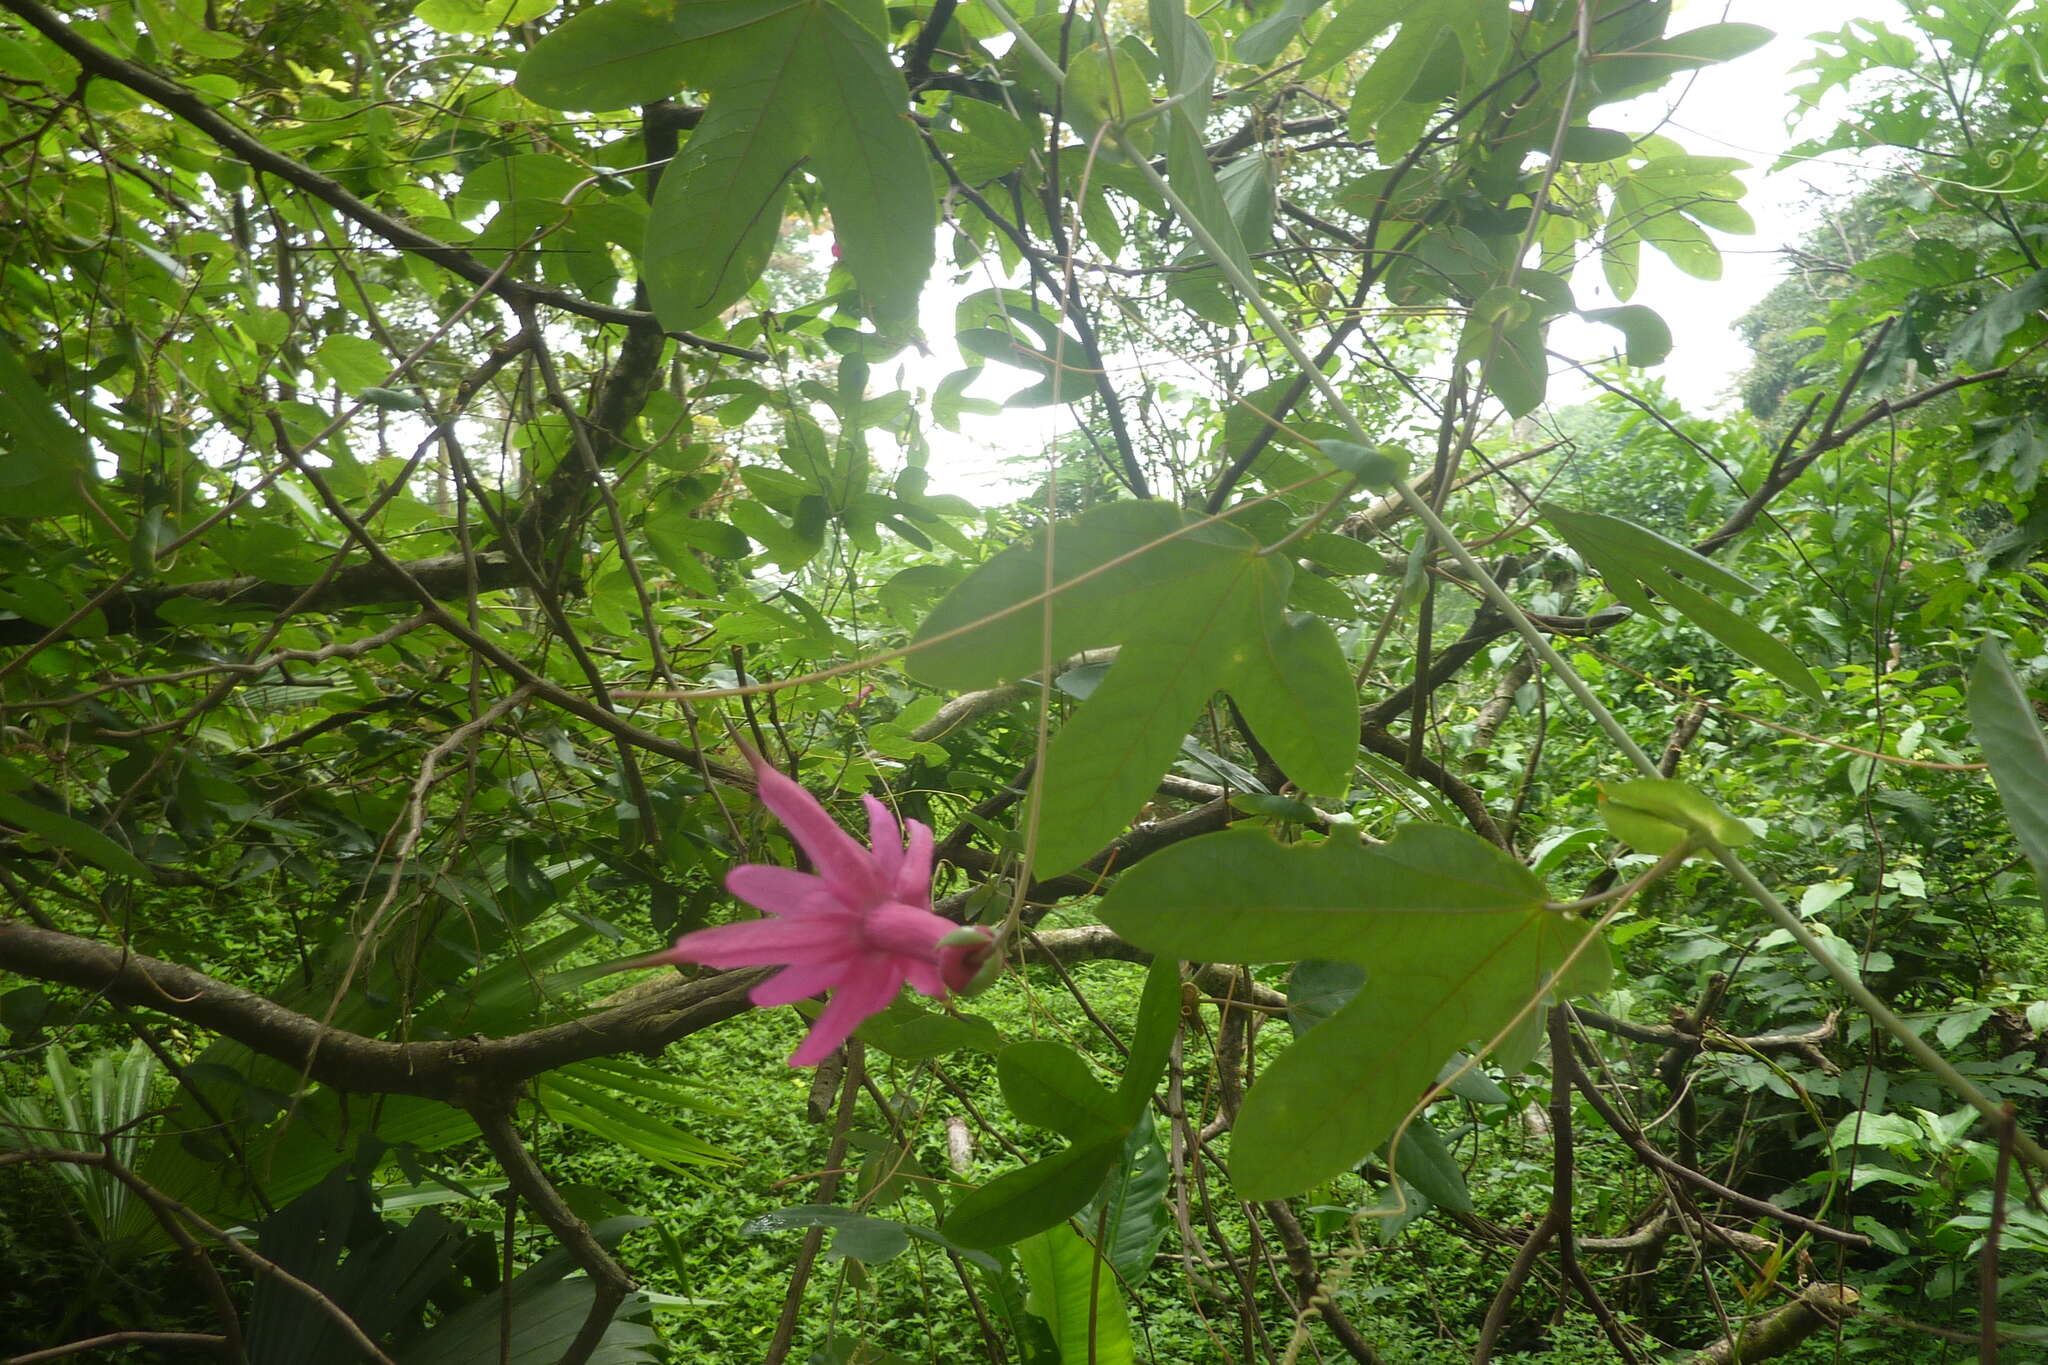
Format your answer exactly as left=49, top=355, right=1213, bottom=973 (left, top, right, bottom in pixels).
left=915, top=0, right=1899, bottom=498
left=1564, top=0, right=1898, bottom=406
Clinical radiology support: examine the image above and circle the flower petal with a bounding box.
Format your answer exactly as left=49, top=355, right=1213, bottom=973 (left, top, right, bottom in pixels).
left=896, top=817, right=935, bottom=905
left=901, top=957, right=948, bottom=998
left=727, top=864, right=843, bottom=917
left=749, top=961, right=847, bottom=1007
left=863, top=901, right=960, bottom=961
left=863, top=795, right=905, bottom=889
left=786, top=963, right=903, bottom=1066
left=742, top=743, right=882, bottom=907
left=658, top=915, right=861, bottom=969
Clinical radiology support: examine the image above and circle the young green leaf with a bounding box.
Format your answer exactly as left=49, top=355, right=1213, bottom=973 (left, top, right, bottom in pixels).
left=1597, top=777, right=1754, bottom=855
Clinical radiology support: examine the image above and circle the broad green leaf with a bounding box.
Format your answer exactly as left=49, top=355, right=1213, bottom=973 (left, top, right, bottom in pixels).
left=1236, top=0, right=1319, bottom=66
left=1545, top=501, right=1819, bottom=697
left=1969, top=640, right=2048, bottom=900
left=1318, top=441, right=1408, bottom=486
left=941, top=1138, right=1122, bottom=1249
left=515, top=0, right=800, bottom=109
left=1558, top=126, right=1635, bottom=162
left=856, top=998, right=1003, bottom=1059
left=1652, top=573, right=1825, bottom=700
left=999, top=1041, right=1125, bottom=1140
left=1384, top=1115, right=1472, bottom=1213
left=532, top=0, right=933, bottom=331
left=1540, top=502, right=1757, bottom=611
left=0, top=337, right=95, bottom=518
left=606, top=0, right=932, bottom=332
left=1302, top=0, right=1427, bottom=80
left=909, top=502, right=1355, bottom=873
left=414, top=0, right=552, bottom=35
left=1952, top=269, right=2048, bottom=369
left=0, top=782, right=150, bottom=880
left=1099, top=825, right=1605, bottom=1196
left=1016, top=1224, right=1136, bottom=1365
left=1598, top=777, right=1754, bottom=855
left=1592, top=23, right=1773, bottom=101
left=1580, top=304, right=1673, bottom=366
left=644, top=73, right=803, bottom=332
left=1117, top=956, right=1182, bottom=1116
left=1083, top=1121, right=1169, bottom=1288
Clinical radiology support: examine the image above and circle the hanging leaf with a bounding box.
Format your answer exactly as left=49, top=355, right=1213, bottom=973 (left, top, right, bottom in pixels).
left=1082, top=1121, right=1170, bottom=1288
left=1541, top=502, right=1823, bottom=700
left=1969, top=640, right=2048, bottom=900
left=1016, top=1223, right=1136, bottom=1365
left=1098, top=825, right=1607, bottom=1197
left=1598, top=777, right=1755, bottom=855
left=909, top=501, right=1356, bottom=874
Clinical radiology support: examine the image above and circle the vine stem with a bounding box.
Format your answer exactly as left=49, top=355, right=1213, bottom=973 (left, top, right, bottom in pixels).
left=979, top=0, right=2048, bottom=1178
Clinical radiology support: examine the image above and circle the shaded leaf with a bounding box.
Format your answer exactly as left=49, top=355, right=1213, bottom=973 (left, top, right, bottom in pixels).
left=1969, top=640, right=2048, bottom=900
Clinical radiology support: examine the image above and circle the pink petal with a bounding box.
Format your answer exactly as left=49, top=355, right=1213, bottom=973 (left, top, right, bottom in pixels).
left=896, top=817, right=935, bottom=905
left=749, top=961, right=847, bottom=1008
left=741, top=744, right=883, bottom=907
left=862, top=901, right=960, bottom=961
left=901, top=957, right=948, bottom=998
left=863, top=796, right=905, bottom=888
left=786, top=963, right=903, bottom=1066
left=658, top=915, right=861, bottom=969
left=726, top=864, right=844, bottom=917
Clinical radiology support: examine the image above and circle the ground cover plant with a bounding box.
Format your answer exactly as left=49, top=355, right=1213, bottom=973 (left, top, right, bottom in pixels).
left=4, top=0, right=2048, bottom=1360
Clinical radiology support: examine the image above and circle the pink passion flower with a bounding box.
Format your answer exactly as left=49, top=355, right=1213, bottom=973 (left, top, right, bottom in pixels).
left=633, top=745, right=995, bottom=1066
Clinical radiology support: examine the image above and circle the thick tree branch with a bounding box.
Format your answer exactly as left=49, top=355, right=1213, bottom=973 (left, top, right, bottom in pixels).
left=0, top=554, right=528, bottom=647
left=0, top=917, right=767, bottom=1098
left=467, top=1099, right=637, bottom=1365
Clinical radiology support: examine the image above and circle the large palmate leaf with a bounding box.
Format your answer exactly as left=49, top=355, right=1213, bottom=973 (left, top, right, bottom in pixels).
left=517, top=0, right=933, bottom=333
left=1098, top=825, right=1609, bottom=1198
left=909, top=501, right=1355, bottom=874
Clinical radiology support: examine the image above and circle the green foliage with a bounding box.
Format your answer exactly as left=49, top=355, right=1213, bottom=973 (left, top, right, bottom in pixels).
left=5, top=0, right=2048, bottom=1358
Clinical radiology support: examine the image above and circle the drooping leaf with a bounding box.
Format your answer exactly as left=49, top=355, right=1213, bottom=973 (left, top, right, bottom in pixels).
left=999, top=1041, right=1126, bottom=1141
left=1969, top=640, right=2048, bottom=900
left=1116, top=956, right=1182, bottom=1116
left=0, top=767, right=150, bottom=879
left=941, top=1137, right=1123, bottom=1250
left=1541, top=502, right=1823, bottom=699
left=1082, top=1120, right=1169, bottom=1288
left=1384, top=1113, right=1472, bottom=1213
left=1016, top=1223, right=1136, bottom=1365
left=1580, top=304, right=1673, bottom=366
left=1149, top=0, right=1254, bottom=286
left=1598, top=777, right=1754, bottom=856
left=0, top=335, right=95, bottom=519
left=909, top=501, right=1355, bottom=874
left=1098, top=825, right=1606, bottom=1197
